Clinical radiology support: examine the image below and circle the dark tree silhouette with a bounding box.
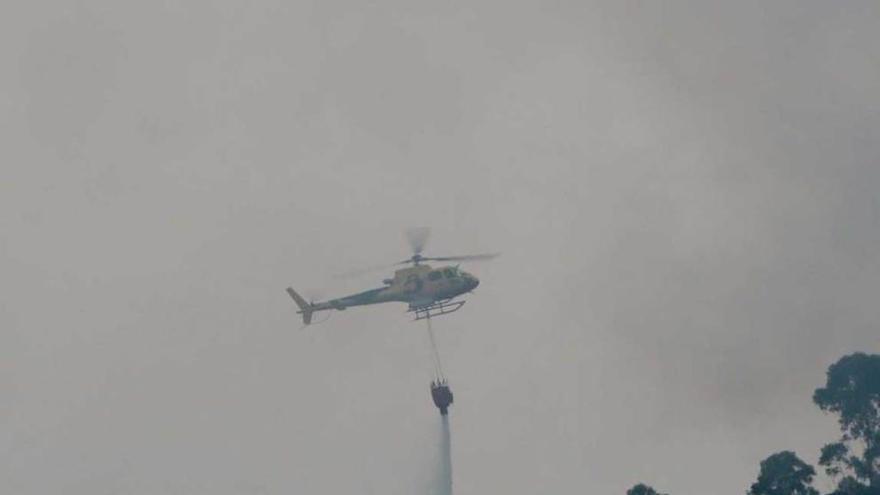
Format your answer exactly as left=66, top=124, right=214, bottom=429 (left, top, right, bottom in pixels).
left=825, top=476, right=880, bottom=495
left=627, top=483, right=667, bottom=495
left=748, top=451, right=818, bottom=495
left=814, top=353, right=880, bottom=493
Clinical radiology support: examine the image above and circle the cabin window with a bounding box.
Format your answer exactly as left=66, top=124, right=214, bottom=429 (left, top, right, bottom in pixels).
left=443, top=269, right=456, bottom=278
left=428, top=271, right=442, bottom=281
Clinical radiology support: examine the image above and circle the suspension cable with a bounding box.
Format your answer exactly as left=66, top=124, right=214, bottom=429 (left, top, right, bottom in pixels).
left=425, top=316, right=445, bottom=381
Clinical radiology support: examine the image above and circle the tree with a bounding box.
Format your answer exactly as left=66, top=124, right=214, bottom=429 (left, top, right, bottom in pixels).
left=748, top=451, right=818, bottom=495
left=627, top=483, right=667, bottom=495
left=813, top=353, right=880, bottom=493
left=825, top=476, right=879, bottom=495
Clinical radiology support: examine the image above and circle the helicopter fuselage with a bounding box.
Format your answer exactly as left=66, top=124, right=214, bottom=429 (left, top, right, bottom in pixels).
left=310, top=264, right=479, bottom=313
left=286, top=229, right=497, bottom=324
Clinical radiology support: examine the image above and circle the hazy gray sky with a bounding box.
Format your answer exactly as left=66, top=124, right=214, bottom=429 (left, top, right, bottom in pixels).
left=2, top=1, right=879, bottom=494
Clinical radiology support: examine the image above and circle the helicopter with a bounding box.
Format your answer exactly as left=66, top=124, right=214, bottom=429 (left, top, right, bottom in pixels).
left=286, top=228, right=498, bottom=324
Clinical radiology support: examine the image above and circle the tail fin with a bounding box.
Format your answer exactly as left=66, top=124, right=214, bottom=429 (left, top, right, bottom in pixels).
left=286, top=287, right=314, bottom=325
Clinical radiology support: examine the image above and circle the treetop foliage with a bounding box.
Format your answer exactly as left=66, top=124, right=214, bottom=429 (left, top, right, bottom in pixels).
left=748, top=451, right=819, bottom=495
left=627, top=483, right=668, bottom=495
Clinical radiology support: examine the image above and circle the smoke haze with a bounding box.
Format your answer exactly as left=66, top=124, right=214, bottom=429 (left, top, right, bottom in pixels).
left=2, top=1, right=879, bottom=494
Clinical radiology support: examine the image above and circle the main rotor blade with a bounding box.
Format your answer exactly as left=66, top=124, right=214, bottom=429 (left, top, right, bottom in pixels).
left=422, top=253, right=500, bottom=263
left=405, top=227, right=431, bottom=255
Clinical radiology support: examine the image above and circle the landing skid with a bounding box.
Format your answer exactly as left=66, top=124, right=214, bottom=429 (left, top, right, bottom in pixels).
left=408, top=298, right=466, bottom=321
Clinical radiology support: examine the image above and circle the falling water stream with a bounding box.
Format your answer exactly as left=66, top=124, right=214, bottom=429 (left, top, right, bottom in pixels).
left=430, top=415, right=453, bottom=495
